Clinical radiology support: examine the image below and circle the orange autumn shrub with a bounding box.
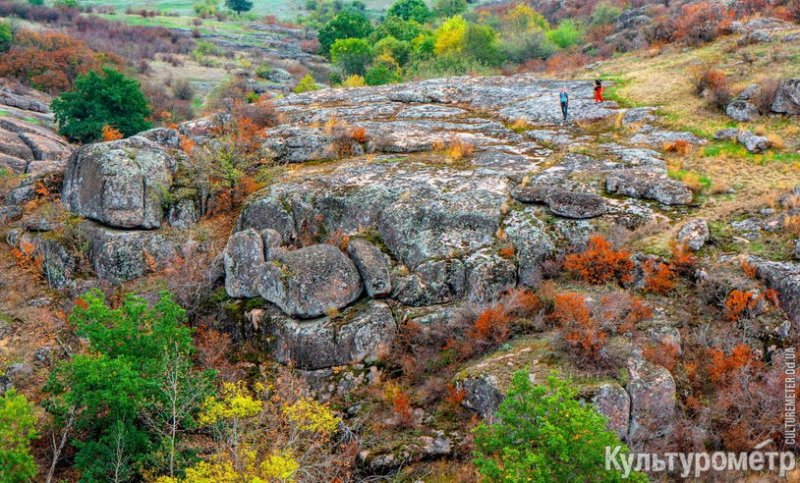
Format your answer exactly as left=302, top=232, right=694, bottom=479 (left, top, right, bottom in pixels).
left=643, top=260, right=678, bottom=294
left=564, top=235, right=634, bottom=285
left=706, top=344, right=759, bottom=384
left=723, top=290, right=760, bottom=322
left=551, top=292, right=606, bottom=361
left=669, top=241, right=697, bottom=276
left=101, top=124, right=123, bottom=141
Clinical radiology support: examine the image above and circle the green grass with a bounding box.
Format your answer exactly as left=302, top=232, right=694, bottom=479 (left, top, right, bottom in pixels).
left=702, top=140, right=800, bottom=164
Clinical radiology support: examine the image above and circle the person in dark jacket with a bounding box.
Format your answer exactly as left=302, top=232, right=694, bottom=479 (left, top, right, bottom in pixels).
left=559, top=87, right=569, bottom=123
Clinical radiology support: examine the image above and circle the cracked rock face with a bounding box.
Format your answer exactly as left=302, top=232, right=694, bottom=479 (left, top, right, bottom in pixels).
left=0, top=85, right=71, bottom=175
left=62, top=133, right=181, bottom=229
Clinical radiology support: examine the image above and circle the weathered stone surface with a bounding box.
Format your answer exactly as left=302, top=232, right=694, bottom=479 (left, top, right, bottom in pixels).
left=590, top=383, right=631, bottom=439
left=748, top=257, right=800, bottom=325
left=224, top=228, right=266, bottom=299
left=772, top=78, right=800, bottom=115
left=258, top=244, right=362, bottom=318
left=504, top=208, right=554, bottom=288
left=630, top=130, right=705, bottom=148
left=80, top=222, right=177, bottom=284
left=737, top=129, right=769, bottom=153
left=392, top=258, right=465, bottom=306
left=347, top=238, right=391, bottom=298
left=606, top=170, right=693, bottom=205
left=62, top=136, right=180, bottom=229
left=546, top=190, right=607, bottom=219
left=464, top=249, right=517, bottom=303
left=726, top=100, right=758, bottom=122
left=262, top=300, right=396, bottom=369
left=626, top=361, right=676, bottom=441
left=460, top=374, right=504, bottom=419
left=677, top=219, right=709, bottom=251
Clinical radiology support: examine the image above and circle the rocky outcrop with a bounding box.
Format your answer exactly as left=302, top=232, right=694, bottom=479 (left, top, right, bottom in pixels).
left=62, top=132, right=182, bottom=229
left=626, top=361, right=676, bottom=441
left=259, top=244, right=363, bottom=319
left=748, top=257, right=800, bottom=325
left=677, top=219, right=709, bottom=251
left=0, top=84, right=71, bottom=174
left=251, top=300, right=396, bottom=369
left=606, top=170, right=693, bottom=205
left=726, top=100, right=758, bottom=122
left=772, top=79, right=800, bottom=115
left=347, top=238, right=392, bottom=298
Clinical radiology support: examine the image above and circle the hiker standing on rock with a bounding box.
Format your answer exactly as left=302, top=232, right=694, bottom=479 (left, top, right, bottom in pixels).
left=559, top=87, right=569, bottom=124
left=594, top=79, right=604, bottom=103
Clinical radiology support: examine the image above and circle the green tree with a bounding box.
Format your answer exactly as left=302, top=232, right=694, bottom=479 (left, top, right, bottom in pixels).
left=0, top=20, right=12, bottom=53
left=473, top=371, right=645, bottom=482
left=373, top=16, right=422, bottom=42
left=44, top=290, right=214, bottom=481
left=51, top=68, right=151, bottom=143
left=28, top=0, right=46, bottom=5
left=387, top=0, right=431, bottom=23
left=433, top=0, right=466, bottom=18
left=293, top=73, right=320, bottom=93
left=591, top=3, right=623, bottom=25
left=464, top=22, right=502, bottom=67
left=331, top=37, right=374, bottom=76
left=365, top=55, right=402, bottom=85
left=225, top=0, right=253, bottom=14
left=318, top=9, right=372, bottom=54
left=374, top=35, right=411, bottom=65
left=547, top=19, right=584, bottom=49
left=0, top=389, right=38, bottom=483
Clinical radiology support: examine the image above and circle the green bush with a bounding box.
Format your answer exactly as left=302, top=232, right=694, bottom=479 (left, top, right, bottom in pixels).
left=44, top=291, right=214, bottom=481
left=473, top=371, right=645, bottom=482
left=547, top=19, right=584, bottom=49
left=373, top=16, right=422, bottom=42
left=28, top=0, right=45, bottom=5
left=294, top=73, right=320, bottom=93
left=318, top=9, right=372, bottom=54
left=433, top=0, right=467, bottom=18
left=501, top=30, right=557, bottom=63
left=387, top=0, right=432, bottom=23
left=51, top=68, right=151, bottom=143
left=374, top=35, right=412, bottom=65
left=365, top=62, right=401, bottom=86
left=0, top=389, right=38, bottom=483
left=591, top=3, right=623, bottom=25
left=0, top=21, right=11, bottom=54
left=331, top=37, right=374, bottom=76
left=464, top=23, right=503, bottom=67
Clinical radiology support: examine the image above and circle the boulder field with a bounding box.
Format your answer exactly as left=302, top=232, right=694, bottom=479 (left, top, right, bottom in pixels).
left=4, top=74, right=800, bottom=447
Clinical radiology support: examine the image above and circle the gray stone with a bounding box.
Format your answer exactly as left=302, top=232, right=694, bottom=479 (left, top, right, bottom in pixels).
left=546, top=190, right=607, bottom=219
left=167, top=198, right=199, bottom=229
left=677, top=219, right=710, bottom=251
left=263, top=300, right=396, bottom=369
left=464, top=249, right=517, bottom=303
left=772, top=79, right=800, bottom=115
left=590, top=383, right=630, bottom=439
left=62, top=136, right=180, bottom=229
left=606, top=170, right=693, bottom=205
left=737, top=130, right=769, bottom=153
left=748, top=257, right=800, bottom=326
left=726, top=100, right=758, bottom=122
left=258, top=244, right=362, bottom=318
left=224, top=229, right=265, bottom=299
left=504, top=209, right=554, bottom=288
left=460, top=374, right=503, bottom=419
left=626, top=361, right=676, bottom=441
left=347, top=238, right=391, bottom=298
left=392, top=258, right=465, bottom=306
left=81, top=222, right=177, bottom=284
left=714, top=128, right=740, bottom=140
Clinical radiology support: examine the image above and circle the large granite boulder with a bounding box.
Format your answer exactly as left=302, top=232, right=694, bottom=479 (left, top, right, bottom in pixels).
left=606, top=170, right=693, bottom=205
left=772, top=79, right=800, bottom=115
left=625, top=361, right=676, bottom=441
left=347, top=238, right=392, bottom=298
left=748, top=257, right=800, bottom=325
left=258, top=244, right=363, bottom=318
left=726, top=100, right=758, bottom=122
left=224, top=228, right=266, bottom=299
left=677, top=219, right=710, bottom=251
left=258, top=300, right=396, bottom=369
left=62, top=134, right=180, bottom=229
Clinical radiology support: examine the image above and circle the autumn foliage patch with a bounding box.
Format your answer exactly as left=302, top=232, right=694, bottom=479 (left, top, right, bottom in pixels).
left=564, top=235, right=634, bottom=285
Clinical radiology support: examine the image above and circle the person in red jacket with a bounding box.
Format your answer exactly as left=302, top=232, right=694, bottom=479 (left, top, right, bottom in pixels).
left=594, top=79, right=604, bottom=103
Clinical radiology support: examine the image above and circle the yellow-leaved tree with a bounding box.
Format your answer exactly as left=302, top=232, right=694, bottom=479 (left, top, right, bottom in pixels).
left=434, top=15, right=468, bottom=56
left=156, top=380, right=347, bottom=483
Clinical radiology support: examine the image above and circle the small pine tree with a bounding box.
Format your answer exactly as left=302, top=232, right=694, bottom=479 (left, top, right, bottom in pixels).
left=225, top=0, right=252, bottom=14
left=473, top=371, right=645, bottom=482
left=51, top=67, right=151, bottom=143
